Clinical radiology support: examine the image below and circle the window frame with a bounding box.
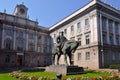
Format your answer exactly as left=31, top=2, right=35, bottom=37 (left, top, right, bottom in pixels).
left=86, top=52, right=90, bottom=60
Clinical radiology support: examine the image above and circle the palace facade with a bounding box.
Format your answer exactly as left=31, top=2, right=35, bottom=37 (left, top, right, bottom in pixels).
left=0, top=3, right=51, bottom=67
left=49, top=0, right=120, bottom=69
left=0, top=0, right=120, bottom=69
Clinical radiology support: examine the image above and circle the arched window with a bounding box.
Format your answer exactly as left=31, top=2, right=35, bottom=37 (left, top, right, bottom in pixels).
left=5, top=38, right=12, bottom=50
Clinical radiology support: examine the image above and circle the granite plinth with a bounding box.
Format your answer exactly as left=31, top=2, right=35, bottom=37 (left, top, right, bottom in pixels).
left=45, top=65, right=84, bottom=75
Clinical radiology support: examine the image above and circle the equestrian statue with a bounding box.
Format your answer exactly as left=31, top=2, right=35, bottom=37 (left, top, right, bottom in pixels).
left=52, top=31, right=79, bottom=65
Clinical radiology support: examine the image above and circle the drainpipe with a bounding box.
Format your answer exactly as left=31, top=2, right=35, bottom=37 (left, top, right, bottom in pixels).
left=99, top=8, right=104, bottom=67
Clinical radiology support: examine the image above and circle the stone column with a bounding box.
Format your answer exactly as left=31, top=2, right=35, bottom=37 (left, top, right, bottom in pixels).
left=119, top=23, right=120, bottom=45
left=90, top=15, right=94, bottom=43
left=1, top=25, right=5, bottom=49
left=93, top=14, right=98, bottom=43
left=13, top=26, right=16, bottom=50
left=35, top=31, right=37, bottom=52
left=26, top=29, right=28, bottom=51
left=113, top=21, right=116, bottom=45
left=106, top=18, right=109, bottom=44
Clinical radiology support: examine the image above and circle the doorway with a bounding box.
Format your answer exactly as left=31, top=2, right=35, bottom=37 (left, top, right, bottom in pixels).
left=16, top=55, right=23, bottom=66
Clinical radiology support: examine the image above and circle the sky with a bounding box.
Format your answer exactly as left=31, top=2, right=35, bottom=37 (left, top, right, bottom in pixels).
left=0, top=0, right=120, bottom=28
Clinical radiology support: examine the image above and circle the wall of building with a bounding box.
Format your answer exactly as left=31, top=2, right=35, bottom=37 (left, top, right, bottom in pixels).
left=0, top=52, right=17, bottom=67
left=74, top=46, right=99, bottom=69
left=50, top=9, right=100, bottom=69
left=50, top=9, right=99, bottom=43
left=50, top=0, right=120, bottom=69
left=97, top=7, right=120, bottom=68
left=0, top=12, right=51, bottom=67
left=0, top=23, right=2, bottom=48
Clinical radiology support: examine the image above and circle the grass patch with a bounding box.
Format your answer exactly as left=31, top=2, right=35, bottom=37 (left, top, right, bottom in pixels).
left=0, top=70, right=112, bottom=80
left=22, top=71, right=57, bottom=78
left=64, top=70, right=111, bottom=78
left=0, top=72, right=17, bottom=80
left=22, top=70, right=111, bottom=79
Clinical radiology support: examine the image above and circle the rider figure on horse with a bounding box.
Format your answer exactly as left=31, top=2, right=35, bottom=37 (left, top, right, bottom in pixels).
left=56, top=31, right=68, bottom=54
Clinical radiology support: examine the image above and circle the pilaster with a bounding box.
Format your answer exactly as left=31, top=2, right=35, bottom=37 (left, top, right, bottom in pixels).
left=13, top=26, right=16, bottom=50
left=113, top=21, right=116, bottom=45
left=25, top=29, right=28, bottom=51
left=106, top=18, right=109, bottom=44
left=35, top=31, right=37, bottom=52
left=1, top=25, right=5, bottom=49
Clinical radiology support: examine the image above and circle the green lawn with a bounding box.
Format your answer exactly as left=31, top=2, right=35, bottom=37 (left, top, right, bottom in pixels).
left=0, top=70, right=111, bottom=80
left=22, top=71, right=57, bottom=78
left=0, top=72, right=17, bottom=80
left=64, top=70, right=111, bottom=78
left=22, top=70, right=111, bottom=79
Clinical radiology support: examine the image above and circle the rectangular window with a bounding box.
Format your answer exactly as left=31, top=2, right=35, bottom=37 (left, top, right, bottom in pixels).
left=77, top=22, right=81, bottom=29
left=109, top=20, right=113, bottom=32
left=44, top=36, right=48, bottom=43
left=115, top=22, right=119, bottom=34
left=116, top=36, right=119, bottom=45
left=38, top=46, right=41, bottom=52
left=71, top=25, right=74, bottom=32
left=29, top=33, right=34, bottom=39
left=64, top=29, right=67, bottom=35
left=102, top=17, right=107, bottom=31
left=17, top=31, right=24, bottom=38
left=103, top=34, right=107, bottom=44
left=109, top=35, right=113, bottom=44
left=112, top=53, right=115, bottom=60
left=5, top=27, right=13, bottom=36
left=28, top=43, right=34, bottom=51
left=78, top=53, right=81, bottom=60
left=78, top=38, right=81, bottom=46
left=86, top=52, right=90, bottom=60
left=38, top=35, right=41, bottom=40
left=44, top=46, right=47, bottom=53
left=86, top=35, right=90, bottom=44
left=17, top=40, right=24, bottom=51
left=85, top=18, right=89, bottom=26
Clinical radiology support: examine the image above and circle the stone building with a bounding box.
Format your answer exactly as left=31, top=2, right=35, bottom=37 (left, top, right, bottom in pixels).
left=0, top=0, right=120, bottom=69
left=49, top=0, right=120, bottom=69
left=0, top=3, right=51, bottom=67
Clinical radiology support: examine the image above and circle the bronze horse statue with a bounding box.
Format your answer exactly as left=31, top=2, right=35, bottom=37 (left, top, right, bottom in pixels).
left=52, top=40, right=79, bottom=65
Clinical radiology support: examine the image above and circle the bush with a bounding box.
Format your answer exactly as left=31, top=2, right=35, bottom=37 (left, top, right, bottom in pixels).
left=109, top=64, right=120, bottom=69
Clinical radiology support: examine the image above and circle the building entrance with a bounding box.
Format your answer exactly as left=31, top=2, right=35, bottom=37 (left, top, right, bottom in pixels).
left=16, top=55, right=23, bottom=66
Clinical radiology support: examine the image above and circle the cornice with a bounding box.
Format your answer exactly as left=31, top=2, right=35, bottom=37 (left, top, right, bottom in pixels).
left=49, top=0, right=120, bottom=32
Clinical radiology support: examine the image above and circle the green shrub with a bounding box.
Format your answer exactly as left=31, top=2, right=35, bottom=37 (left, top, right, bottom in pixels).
left=109, top=64, right=120, bottom=69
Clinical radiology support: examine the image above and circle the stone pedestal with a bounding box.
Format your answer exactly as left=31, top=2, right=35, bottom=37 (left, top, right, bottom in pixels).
left=45, top=65, right=84, bottom=75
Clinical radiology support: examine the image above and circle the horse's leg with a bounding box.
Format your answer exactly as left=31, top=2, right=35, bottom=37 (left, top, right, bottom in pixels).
left=68, top=53, right=72, bottom=65
left=63, top=51, right=68, bottom=65
left=52, top=54, right=56, bottom=65
left=57, top=54, right=61, bottom=65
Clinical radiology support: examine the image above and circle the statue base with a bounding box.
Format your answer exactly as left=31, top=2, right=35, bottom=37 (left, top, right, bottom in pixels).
left=45, top=65, right=84, bottom=75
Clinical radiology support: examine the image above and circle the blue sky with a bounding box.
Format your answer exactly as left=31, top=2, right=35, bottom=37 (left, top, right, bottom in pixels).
left=0, top=0, right=120, bottom=27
